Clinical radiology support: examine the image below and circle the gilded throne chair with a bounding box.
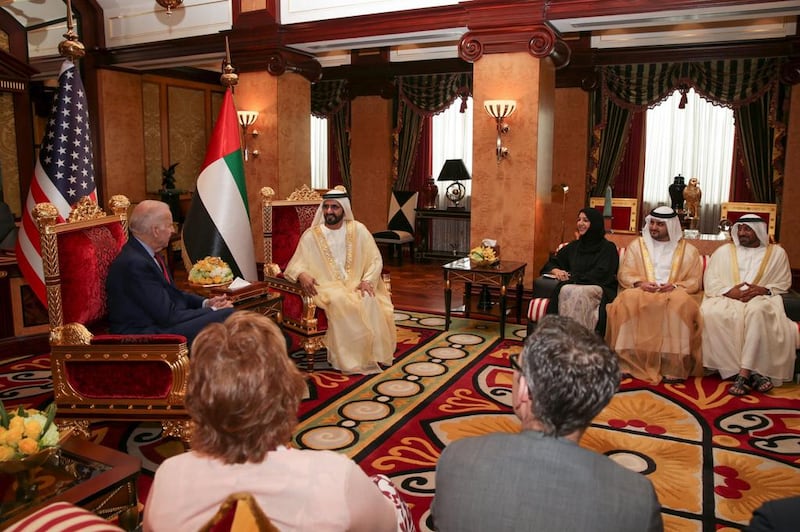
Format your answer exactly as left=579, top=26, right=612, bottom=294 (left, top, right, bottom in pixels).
left=35, top=195, right=190, bottom=440
left=261, top=186, right=328, bottom=371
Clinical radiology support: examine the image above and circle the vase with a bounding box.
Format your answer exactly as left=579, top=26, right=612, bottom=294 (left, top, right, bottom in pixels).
left=0, top=446, right=58, bottom=502
left=668, top=174, right=686, bottom=212
left=422, top=177, right=438, bottom=209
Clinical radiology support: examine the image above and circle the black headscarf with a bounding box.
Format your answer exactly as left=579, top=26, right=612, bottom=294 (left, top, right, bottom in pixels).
left=576, top=207, right=607, bottom=253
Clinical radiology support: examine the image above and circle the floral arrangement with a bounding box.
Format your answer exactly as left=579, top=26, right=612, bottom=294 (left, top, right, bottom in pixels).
left=0, top=402, right=59, bottom=461
left=469, top=245, right=499, bottom=267
left=188, top=256, right=234, bottom=285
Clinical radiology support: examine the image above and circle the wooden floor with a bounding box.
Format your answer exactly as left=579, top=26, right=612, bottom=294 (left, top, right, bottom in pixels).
left=383, top=259, right=459, bottom=313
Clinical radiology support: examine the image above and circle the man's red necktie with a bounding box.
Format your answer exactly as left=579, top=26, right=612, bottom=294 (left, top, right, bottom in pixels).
left=155, top=253, right=171, bottom=283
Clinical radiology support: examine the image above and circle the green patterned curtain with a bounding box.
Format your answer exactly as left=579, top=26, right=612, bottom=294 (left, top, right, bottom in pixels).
left=331, top=105, right=351, bottom=193
left=602, top=59, right=782, bottom=110
left=735, top=82, right=789, bottom=204
left=588, top=90, right=632, bottom=197
left=392, top=73, right=472, bottom=190
left=311, top=79, right=348, bottom=118
left=595, top=58, right=789, bottom=205
left=312, top=80, right=351, bottom=191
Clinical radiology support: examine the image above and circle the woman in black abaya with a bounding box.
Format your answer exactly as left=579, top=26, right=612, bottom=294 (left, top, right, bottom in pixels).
left=540, top=207, right=619, bottom=335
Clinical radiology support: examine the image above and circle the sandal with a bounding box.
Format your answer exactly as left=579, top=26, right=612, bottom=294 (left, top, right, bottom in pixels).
left=728, top=374, right=750, bottom=396
left=749, top=372, right=774, bottom=393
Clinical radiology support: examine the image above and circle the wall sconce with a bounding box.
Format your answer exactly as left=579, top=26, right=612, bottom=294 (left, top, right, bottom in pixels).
left=484, top=100, right=517, bottom=163
left=237, top=110, right=259, bottom=161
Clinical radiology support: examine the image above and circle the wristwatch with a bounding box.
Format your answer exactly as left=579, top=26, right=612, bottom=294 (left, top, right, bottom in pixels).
left=765, top=288, right=772, bottom=296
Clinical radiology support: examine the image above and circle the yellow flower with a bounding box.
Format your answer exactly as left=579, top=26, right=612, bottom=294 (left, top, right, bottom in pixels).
left=23, top=419, right=42, bottom=440
left=0, top=427, right=7, bottom=445
left=17, top=437, right=39, bottom=455
left=0, top=445, right=15, bottom=461
left=9, top=416, right=24, bottom=431
left=5, top=426, right=22, bottom=446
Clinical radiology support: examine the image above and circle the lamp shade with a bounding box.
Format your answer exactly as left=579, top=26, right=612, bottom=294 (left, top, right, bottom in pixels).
left=484, top=100, right=516, bottom=119
left=237, top=110, right=259, bottom=128
left=437, top=159, right=471, bottom=182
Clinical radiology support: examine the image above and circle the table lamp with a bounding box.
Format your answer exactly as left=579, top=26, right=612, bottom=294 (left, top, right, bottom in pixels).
left=437, top=159, right=471, bottom=211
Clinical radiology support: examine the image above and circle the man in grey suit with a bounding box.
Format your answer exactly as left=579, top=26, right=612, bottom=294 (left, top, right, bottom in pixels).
left=432, top=315, right=663, bottom=532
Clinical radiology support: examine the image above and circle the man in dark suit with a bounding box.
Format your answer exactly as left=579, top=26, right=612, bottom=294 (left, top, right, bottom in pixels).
left=106, top=200, right=234, bottom=345
left=432, top=315, right=663, bottom=532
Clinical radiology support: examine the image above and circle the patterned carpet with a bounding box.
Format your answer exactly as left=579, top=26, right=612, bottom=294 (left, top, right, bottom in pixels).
left=2, top=311, right=799, bottom=531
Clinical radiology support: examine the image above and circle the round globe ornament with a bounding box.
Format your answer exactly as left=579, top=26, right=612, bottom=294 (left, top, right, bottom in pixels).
left=445, top=182, right=466, bottom=211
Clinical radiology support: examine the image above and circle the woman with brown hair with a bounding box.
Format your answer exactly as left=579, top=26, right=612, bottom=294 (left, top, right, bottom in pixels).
left=143, top=311, right=397, bottom=532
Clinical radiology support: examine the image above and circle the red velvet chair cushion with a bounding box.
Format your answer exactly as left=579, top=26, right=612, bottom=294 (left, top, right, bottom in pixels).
left=281, top=291, right=328, bottom=329
left=271, top=204, right=317, bottom=270
left=64, top=360, right=173, bottom=399
left=57, top=221, right=126, bottom=327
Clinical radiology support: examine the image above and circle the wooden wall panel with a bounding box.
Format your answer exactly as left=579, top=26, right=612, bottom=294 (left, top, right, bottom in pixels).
left=97, top=69, right=146, bottom=203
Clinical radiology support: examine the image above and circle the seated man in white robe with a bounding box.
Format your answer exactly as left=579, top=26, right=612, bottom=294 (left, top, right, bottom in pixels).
left=701, top=214, right=796, bottom=395
left=606, top=206, right=703, bottom=384
left=284, top=189, right=396, bottom=374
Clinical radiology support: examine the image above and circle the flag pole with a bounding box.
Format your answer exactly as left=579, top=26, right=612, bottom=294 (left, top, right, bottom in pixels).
left=16, top=0, right=97, bottom=306
left=179, top=38, right=258, bottom=281
left=220, top=36, right=239, bottom=89
left=58, top=0, right=85, bottom=62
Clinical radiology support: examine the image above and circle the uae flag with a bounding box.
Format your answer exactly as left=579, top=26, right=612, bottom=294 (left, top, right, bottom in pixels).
left=182, top=89, right=257, bottom=281
left=16, top=60, right=97, bottom=305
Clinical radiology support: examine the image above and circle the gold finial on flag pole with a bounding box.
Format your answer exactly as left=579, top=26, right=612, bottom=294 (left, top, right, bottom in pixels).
left=220, top=36, right=239, bottom=88
left=58, top=0, right=85, bottom=61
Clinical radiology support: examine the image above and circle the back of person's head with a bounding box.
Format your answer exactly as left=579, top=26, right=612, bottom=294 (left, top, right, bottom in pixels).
left=187, top=311, right=306, bottom=464
left=129, top=200, right=169, bottom=237
left=521, top=315, right=619, bottom=437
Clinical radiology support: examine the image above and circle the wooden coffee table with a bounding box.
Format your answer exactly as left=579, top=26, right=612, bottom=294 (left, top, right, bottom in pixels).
left=443, top=258, right=527, bottom=338
left=0, top=437, right=141, bottom=530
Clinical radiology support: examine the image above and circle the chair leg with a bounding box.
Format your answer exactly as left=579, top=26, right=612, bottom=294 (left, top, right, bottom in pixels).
left=301, top=337, right=325, bottom=372
left=396, top=244, right=403, bottom=266
left=408, top=242, right=415, bottom=263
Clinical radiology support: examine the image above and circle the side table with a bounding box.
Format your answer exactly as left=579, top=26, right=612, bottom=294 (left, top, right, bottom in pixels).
left=442, top=258, right=527, bottom=338
left=210, top=282, right=283, bottom=323
left=0, top=437, right=141, bottom=530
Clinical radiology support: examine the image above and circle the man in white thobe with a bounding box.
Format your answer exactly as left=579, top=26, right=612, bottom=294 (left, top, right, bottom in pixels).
left=285, top=189, right=396, bottom=374
left=701, top=214, right=796, bottom=395
left=606, top=206, right=703, bottom=384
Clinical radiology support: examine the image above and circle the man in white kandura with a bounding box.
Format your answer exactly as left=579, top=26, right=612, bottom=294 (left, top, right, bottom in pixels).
left=606, top=206, right=703, bottom=384
left=285, top=188, right=396, bottom=374
left=701, top=214, right=796, bottom=396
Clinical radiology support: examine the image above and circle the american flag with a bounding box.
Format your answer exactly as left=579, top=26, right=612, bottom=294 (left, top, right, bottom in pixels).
left=15, top=59, right=97, bottom=305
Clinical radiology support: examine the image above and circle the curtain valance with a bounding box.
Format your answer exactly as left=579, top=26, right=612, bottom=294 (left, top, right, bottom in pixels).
left=311, top=79, right=348, bottom=118
left=396, top=73, right=472, bottom=116
left=602, top=58, right=784, bottom=111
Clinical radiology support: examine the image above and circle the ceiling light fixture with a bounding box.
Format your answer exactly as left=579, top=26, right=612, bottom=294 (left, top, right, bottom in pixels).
left=155, top=0, right=184, bottom=16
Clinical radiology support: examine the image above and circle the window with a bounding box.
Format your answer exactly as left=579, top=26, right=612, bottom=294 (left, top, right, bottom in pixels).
left=643, top=88, right=735, bottom=233
left=432, top=97, right=473, bottom=209
left=310, top=115, right=328, bottom=190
